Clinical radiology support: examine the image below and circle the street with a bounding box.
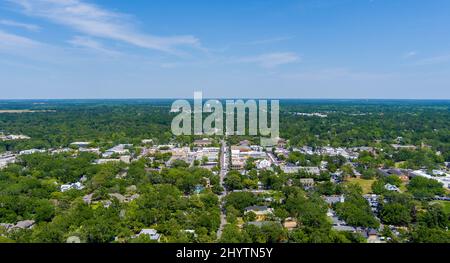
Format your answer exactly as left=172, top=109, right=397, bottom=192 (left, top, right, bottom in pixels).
left=216, top=138, right=228, bottom=240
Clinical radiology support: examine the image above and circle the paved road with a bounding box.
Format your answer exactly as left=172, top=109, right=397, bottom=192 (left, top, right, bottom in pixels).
left=216, top=139, right=228, bottom=240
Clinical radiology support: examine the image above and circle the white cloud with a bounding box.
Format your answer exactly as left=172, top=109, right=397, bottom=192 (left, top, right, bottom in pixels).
left=8, top=0, right=201, bottom=54
left=0, top=29, right=41, bottom=49
left=236, top=52, right=300, bottom=68
left=0, top=19, right=41, bottom=31
left=68, top=36, right=120, bottom=56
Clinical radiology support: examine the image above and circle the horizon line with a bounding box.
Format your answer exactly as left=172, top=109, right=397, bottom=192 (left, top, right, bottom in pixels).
left=1, top=98, right=450, bottom=101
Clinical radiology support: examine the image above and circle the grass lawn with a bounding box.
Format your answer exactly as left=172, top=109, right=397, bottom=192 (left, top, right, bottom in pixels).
left=345, top=177, right=375, bottom=194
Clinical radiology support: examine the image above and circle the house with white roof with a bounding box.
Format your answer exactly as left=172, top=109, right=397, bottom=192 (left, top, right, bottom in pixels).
left=0, top=153, right=16, bottom=169
left=384, top=183, right=400, bottom=192
left=60, top=182, right=84, bottom=192
left=19, top=149, right=46, bottom=155
left=135, top=229, right=161, bottom=242
left=256, top=159, right=272, bottom=170
left=70, top=142, right=91, bottom=148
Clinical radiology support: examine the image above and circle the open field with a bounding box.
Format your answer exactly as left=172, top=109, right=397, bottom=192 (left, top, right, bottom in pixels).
left=345, top=177, right=376, bottom=194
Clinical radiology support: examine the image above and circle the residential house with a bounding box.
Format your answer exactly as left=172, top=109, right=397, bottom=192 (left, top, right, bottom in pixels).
left=60, top=182, right=84, bottom=192
left=391, top=144, right=417, bottom=150
left=384, top=183, right=400, bottom=192
left=331, top=171, right=343, bottom=183
left=276, top=138, right=287, bottom=148
left=0, top=134, right=30, bottom=141
left=364, top=194, right=380, bottom=212
left=70, top=142, right=91, bottom=148
left=50, top=148, right=71, bottom=155
left=94, top=159, right=121, bottom=165
left=281, top=164, right=300, bottom=174
left=399, top=175, right=410, bottom=182
left=79, top=147, right=101, bottom=155
left=0, top=153, right=16, bottom=169
left=300, top=167, right=321, bottom=176
left=256, top=159, right=272, bottom=170
left=323, top=195, right=345, bottom=206
left=194, top=138, right=212, bottom=147
left=283, top=217, right=298, bottom=230
left=300, top=178, right=315, bottom=189
left=103, top=144, right=131, bottom=158
left=119, top=155, right=131, bottom=164
left=109, top=193, right=140, bottom=203
left=83, top=193, right=94, bottom=204
left=135, top=229, right=161, bottom=242
left=14, top=220, right=35, bottom=229
left=141, top=139, right=153, bottom=144
left=19, top=149, right=46, bottom=155
left=320, top=161, right=328, bottom=170
left=239, top=140, right=251, bottom=146
left=366, top=229, right=384, bottom=243
left=244, top=206, right=274, bottom=221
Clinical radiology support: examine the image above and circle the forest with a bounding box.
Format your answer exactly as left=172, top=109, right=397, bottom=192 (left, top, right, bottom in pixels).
left=0, top=99, right=449, bottom=243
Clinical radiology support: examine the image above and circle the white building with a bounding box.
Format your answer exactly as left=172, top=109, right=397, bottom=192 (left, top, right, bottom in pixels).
left=281, top=165, right=320, bottom=175
left=70, top=142, right=91, bottom=148
left=61, top=182, right=84, bottom=192
left=120, top=155, right=131, bottom=164
left=0, top=153, right=16, bottom=169
left=51, top=148, right=72, bottom=154
left=103, top=144, right=131, bottom=158
left=384, top=183, right=400, bottom=192
left=282, top=165, right=301, bottom=174
left=195, top=147, right=219, bottom=162
left=135, top=229, right=161, bottom=242
left=256, top=159, right=272, bottom=170
left=19, top=149, right=46, bottom=155
left=141, top=139, right=153, bottom=144
left=94, top=159, right=121, bottom=165
left=301, top=166, right=321, bottom=175
left=79, top=147, right=101, bottom=154
left=0, top=134, right=30, bottom=141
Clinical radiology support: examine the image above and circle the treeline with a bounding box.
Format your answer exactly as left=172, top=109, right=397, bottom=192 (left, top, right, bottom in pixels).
left=0, top=152, right=220, bottom=243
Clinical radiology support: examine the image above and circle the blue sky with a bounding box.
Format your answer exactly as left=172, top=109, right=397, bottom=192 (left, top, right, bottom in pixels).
left=1, top=0, right=450, bottom=99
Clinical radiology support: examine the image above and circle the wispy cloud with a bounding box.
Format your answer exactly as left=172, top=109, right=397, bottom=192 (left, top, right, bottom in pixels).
left=0, top=19, right=41, bottom=32
left=235, top=52, right=300, bottom=68
left=0, top=29, right=76, bottom=65
left=68, top=36, right=120, bottom=56
left=412, top=54, right=450, bottom=66
left=8, top=0, right=201, bottom=54
left=0, top=29, right=41, bottom=49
